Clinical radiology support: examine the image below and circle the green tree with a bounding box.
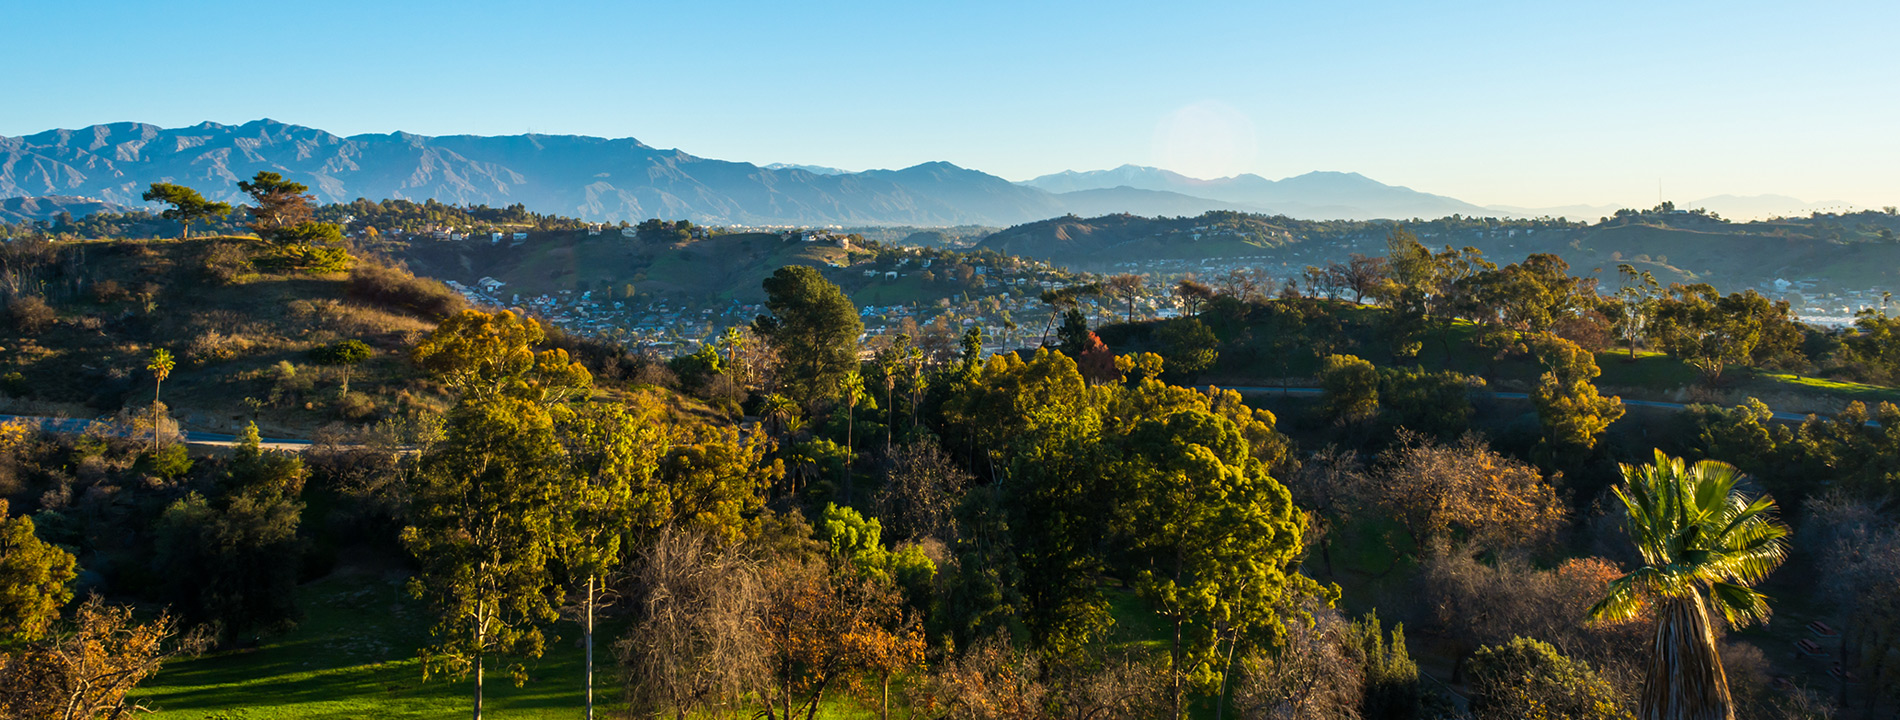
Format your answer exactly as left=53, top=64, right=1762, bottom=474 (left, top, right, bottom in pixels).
left=1354, top=611, right=1424, bottom=720
left=1589, top=451, right=1791, bottom=720
left=1118, top=404, right=1312, bottom=719
left=141, top=182, right=232, bottom=240
left=1531, top=335, right=1625, bottom=454
left=1319, top=354, right=1379, bottom=425
left=405, top=310, right=589, bottom=719
left=1056, top=308, right=1090, bottom=356
left=556, top=401, right=667, bottom=720
left=1037, top=282, right=1099, bottom=346
left=1378, top=365, right=1479, bottom=438
left=1155, top=317, right=1219, bottom=381
left=667, top=343, right=725, bottom=391
left=755, top=266, right=863, bottom=407
left=404, top=395, right=566, bottom=720
left=1610, top=264, right=1661, bottom=360
left=1845, top=308, right=1900, bottom=384
left=411, top=309, right=591, bottom=404
left=236, top=171, right=315, bottom=238
left=311, top=339, right=373, bottom=395
left=0, top=499, right=77, bottom=643
left=1650, top=285, right=1800, bottom=384
left=146, top=348, right=174, bottom=451
left=153, top=424, right=307, bottom=643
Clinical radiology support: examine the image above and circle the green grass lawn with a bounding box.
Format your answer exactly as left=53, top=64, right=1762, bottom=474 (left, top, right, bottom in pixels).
left=136, top=569, right=906, bottom=719
left=138, top=571, right=618, bottom=720
left=1748, top=372, right=1900, bottom=406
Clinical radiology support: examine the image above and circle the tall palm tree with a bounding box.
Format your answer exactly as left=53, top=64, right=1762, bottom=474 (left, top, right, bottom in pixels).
left=1589, top=450, right=1790, bottom=720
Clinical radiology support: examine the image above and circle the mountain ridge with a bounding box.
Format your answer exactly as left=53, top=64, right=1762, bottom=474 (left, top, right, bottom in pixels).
left=4, top=120, right=1841, bottom=226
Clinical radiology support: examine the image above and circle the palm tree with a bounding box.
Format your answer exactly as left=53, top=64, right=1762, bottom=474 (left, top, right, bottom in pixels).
left=839, top=370, right=864, bottom=505
left=1589, top=450, right=1790, bottom=720
left=146, top=348, right=175, bottom=451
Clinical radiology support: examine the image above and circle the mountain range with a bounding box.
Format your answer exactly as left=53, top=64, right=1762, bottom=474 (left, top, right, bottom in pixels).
left=0, top=120, right=1857, bottom=226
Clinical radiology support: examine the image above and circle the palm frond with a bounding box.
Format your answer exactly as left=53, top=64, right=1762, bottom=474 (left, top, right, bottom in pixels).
left=1709, top=581, right=1774, bottom=627
left=1588, top=571, right=1656, bottom=622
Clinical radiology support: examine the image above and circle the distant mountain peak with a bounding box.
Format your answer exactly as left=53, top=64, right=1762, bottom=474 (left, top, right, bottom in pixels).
left=2, top=119, right=1498, bottom=225
left=1020, top=165, right=1486, bottom=219
left=763, top=163, right=851, bottom=176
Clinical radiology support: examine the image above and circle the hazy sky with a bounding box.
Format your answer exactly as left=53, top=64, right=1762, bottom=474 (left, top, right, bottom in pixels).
left=4, top=0, right=1895, bottom=209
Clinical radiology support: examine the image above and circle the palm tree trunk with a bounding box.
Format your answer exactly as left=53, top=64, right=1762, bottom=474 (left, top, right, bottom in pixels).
left=1642, top=593, right=1734, bottom=720
left=585, top=574, right=595, bottom=720
left=151, top=382, right=161, bottom=452
left=844, top=401, right=854, bottom=505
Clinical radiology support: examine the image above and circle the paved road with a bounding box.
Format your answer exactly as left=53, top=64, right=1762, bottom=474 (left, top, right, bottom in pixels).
left=1216, top=386, right=1821, bottom=424
left=0, top=414, right=312, bottom=448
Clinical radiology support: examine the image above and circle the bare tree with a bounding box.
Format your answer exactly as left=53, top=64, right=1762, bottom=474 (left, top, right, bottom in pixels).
left=1233, top=599, right=1364, bottom=720
left=876, top=438, right=973, bottom=544
left=1104, top=274, right=1146, bottom=323
left=618, top=529, right=764, bottom=720
left=1416, top=545, right=1646, bottom=688
left=1369, top=432, right=1566, bottom=552
left=915, top=631, right=1047, bottom=720
left=1342, top=255, right=1387, bottom=304
left=0, top=596, right=206, bottom=720
left=1282, top=446, right=1371, bottom=575
left=1175, top=276, right=1216, bottom=317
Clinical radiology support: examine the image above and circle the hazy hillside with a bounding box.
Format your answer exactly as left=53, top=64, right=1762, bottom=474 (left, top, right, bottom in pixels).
left=977, top=207, right=1900, bottom=297
left=1021, top=164, right=1492, bottom=219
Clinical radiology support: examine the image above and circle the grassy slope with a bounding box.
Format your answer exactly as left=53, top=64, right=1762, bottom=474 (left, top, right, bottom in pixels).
left=1173, top=302, right=1898, bottom=414
left=0, top=238, right=446, bottom=438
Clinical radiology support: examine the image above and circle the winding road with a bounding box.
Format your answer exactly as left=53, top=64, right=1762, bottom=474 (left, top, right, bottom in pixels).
left=1214, top=386, right=1824, bottom=424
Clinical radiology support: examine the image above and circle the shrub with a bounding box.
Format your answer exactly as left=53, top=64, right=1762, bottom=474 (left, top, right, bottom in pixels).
left=1466, top=637, right=1632, bottom=720
left=199, top=242, right=253, bottom=285
left=335, top=392, right=377, bottom=421
left=7, top=296, right=57, bottom=334
left=346, top=263, right=465, bottom=319
left=267, top=221, right=345, bottom=247
left=90, top=279, right=129, bottom=304
left=187, top=331, right=254, bottom=363
left=136, top=445, right=194, bottom=480
left=256, top=243, right=353, bottom=274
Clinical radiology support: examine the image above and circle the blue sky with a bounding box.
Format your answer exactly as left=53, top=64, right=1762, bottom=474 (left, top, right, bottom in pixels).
left=4, top=0, right=1895, bottom=209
